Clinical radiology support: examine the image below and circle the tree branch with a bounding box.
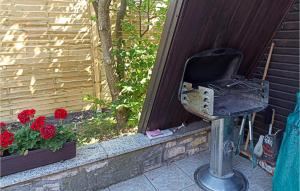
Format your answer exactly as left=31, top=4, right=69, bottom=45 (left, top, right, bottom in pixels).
left=139, top=0, right=142, bottom=37
left=92, top=1, right=100, bottom=35
left=141, top=0, right=150, bottom=37
left=115, top=0, right=127, bottom=79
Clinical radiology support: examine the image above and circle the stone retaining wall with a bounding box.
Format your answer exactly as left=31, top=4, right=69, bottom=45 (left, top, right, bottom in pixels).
left=1, top=121, right=210, bottom=191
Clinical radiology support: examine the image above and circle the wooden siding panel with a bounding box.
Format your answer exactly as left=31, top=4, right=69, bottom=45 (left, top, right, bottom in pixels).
left=144, top=0, right=294, bottom=131
left=252, top=0, right=300, bottom=135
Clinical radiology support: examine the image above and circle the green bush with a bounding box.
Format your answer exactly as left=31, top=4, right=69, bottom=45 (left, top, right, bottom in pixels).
left=81, top=0, right=169, bottom=143
left=76, top=112, right=118, bottom=145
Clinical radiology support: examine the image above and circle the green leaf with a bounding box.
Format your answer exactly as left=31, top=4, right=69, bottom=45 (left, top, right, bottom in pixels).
left=90, top=15, right=97, bottom=21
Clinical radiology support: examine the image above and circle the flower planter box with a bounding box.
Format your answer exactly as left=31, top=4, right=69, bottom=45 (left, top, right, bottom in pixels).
left=0, top=141, right=76, bottom=177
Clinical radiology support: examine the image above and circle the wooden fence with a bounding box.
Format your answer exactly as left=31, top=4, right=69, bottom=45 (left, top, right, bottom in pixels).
left=0, top=0, right=110, bottom=122
left=0, top=0, right=166, bottom=122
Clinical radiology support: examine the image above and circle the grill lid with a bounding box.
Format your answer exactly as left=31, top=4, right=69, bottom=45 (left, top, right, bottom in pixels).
left=182, top=48, right=243, bottom=85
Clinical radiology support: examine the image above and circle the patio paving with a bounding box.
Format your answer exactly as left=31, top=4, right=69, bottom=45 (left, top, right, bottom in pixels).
left=101, top=150, right=272, bottom=191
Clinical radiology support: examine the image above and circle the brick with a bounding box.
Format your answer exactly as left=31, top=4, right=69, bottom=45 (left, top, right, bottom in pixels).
left=42, top=183, right=60, bottom=191
left=190, top=136, right=207, bottom=147
left=83, top=161, right=108, bottom=173
left=44, top=169, right=79, bottom=181
left=165, top=141, right=176, bottom=148
left=178, top=137, right=193, bottom=145
left=196, top=131, right=208, bottom=136
left=199, top=143, right=209, bottom=151
left=4, top=184, right=32, bottom=191
left=164, top=146, right=185, bottom=159
left=187, top=148, right=200, bottom=156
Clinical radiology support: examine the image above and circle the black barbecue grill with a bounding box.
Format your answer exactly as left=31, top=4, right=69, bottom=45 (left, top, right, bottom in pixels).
left=179, top=48, right=269, bottom=191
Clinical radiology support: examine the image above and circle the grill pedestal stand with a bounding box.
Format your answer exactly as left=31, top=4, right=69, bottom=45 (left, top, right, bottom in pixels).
left=194, top=118, right=248, bottom=191
left=179, top=48, right=268, bottom=191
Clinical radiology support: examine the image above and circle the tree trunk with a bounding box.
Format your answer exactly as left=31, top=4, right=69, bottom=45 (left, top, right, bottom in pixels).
left=97, top=0, right=119, bottom=101
left=114, top=0, right=128, bottom=129
left=115, top=0, right=127, bottom=79
left=97, top=0, right=128, bottom=129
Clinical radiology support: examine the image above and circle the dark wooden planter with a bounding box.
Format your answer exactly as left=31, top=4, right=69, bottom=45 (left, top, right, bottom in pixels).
left=0, top=141, right=76, bottom=177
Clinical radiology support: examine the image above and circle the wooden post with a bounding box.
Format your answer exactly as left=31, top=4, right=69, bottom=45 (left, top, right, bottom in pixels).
left=88, top=2, right=102, bottom=100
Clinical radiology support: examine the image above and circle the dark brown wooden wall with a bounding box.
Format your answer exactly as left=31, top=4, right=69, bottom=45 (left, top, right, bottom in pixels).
left=251, top=0, right=299, bottom=138
left=144, top=0, right=294, bottom=131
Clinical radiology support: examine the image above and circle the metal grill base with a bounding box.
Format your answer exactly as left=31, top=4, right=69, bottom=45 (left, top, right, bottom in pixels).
left=194, top=164, right=248, bottom=191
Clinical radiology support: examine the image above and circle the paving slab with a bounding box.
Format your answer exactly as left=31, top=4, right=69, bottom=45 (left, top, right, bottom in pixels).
left=233, top=156, right=272, bottom=191
left=98, top=188, right=110, bottom=191
left=175, top=151, right=272, bottom=191
left=180, top=184, right=204, bottom=191
left=174, top=151, right=210, bottom=178
left=102, top=145, right=272, bottom=191
left=145, top=164, right=194, bottom=191
left=104, top=150, right=272, bottom=191
left=109, top=175, right=156, bottom=191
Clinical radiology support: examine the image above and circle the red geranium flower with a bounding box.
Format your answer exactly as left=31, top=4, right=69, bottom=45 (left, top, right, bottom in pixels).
left=0, top=130, right=14, bottom=148
left=40, top=124, right=56, bottom=140
left=30, top=116, right=46, bottom=131
left=18, top=109, right=36, bottom=124
left=26, top=109, right=36, bottom=118
left=18, top=110, right=30, bottom=124
left=54, top=108, right=68, bottom=120
left=0, top=122, right=6, bottom=129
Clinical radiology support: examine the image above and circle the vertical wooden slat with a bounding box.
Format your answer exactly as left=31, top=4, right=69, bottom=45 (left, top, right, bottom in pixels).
left=87, top=1, right=98, bottom=100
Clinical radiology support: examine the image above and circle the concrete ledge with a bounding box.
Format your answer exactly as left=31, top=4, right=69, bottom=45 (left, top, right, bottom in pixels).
left=0, top=121, right=210, bottom=191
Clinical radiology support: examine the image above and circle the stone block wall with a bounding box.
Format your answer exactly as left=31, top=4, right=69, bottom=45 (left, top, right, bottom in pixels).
left=1, top=122, right=210, bottom=191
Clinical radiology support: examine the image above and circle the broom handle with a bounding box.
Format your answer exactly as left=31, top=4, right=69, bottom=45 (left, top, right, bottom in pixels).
left=262, top=42, right=275, bottom=81
left=244, top=113, right=256, bottom=151
left=244, top=42, right=275, bottom=152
